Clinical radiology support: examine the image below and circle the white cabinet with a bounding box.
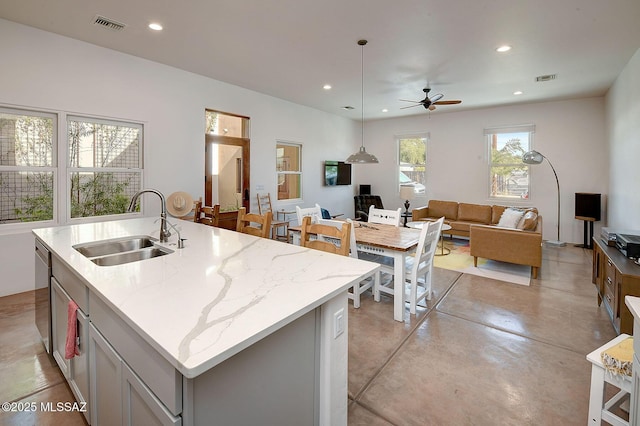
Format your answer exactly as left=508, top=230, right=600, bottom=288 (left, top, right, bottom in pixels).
left=89, top=323, right=181, bottom=426
left=122, top=362, right=181, bottom=426
left=89, top=323, right=123, bottom=425
left=50, top=277, right=90, bottom=423
left=51, top=277, right=71, bottom=378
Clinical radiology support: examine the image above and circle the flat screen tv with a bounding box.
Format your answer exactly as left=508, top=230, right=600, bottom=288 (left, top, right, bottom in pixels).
left=324, top=161, right=352, bottom=186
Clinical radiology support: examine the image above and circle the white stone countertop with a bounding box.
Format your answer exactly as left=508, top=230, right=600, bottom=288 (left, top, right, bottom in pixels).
left=33, top=217, right=379, bottom=378
left=626, top=295, right=640, bottom=320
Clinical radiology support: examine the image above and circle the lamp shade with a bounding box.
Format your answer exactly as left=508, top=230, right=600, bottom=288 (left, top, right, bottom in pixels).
left=345, top=146, right=379, bottom=164
left=522, top=150, right=544, bottom=164
left=399, top=185, right=415, bottom=200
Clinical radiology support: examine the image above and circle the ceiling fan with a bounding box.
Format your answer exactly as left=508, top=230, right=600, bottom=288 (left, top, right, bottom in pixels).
left=400, top=87, right=462, bottom=111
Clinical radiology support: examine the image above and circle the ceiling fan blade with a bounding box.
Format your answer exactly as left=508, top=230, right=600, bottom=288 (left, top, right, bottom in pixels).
left=429, top=93, right=444, bottom=102
left=399, top=99, right=423, bottom=103
left=400, top=104, right=421, bottom=109
left=433, top=100, right=462, bottom=105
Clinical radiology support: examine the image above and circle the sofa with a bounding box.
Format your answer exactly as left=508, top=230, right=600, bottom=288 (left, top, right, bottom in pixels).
left=412, top=200, right=543, bottom=279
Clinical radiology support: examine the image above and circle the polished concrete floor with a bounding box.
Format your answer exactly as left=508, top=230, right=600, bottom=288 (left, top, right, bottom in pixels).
left=347, top=244, right=618, bottom=425
left=0, top=244, right=618, bottom=425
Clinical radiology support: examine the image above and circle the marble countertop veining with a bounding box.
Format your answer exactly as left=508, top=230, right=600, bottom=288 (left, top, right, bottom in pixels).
left=33, top=217, right=379, bottom=378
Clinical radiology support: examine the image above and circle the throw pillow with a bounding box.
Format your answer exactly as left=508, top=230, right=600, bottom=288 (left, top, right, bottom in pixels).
left=497, top=208, right=524, bottom=229
left=519, top=210, right=538, bottom=231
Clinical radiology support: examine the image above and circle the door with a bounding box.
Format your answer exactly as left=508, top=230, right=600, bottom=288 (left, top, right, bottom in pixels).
left=205, top=111, right=250, bottom=211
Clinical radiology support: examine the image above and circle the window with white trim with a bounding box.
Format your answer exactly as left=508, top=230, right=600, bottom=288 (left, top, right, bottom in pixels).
left=276, top=141, right=301, bottom=201
left=0, top=108, right=56, bottom=224
left=397, top=134, right=427, bottom=195
left=486, top=125, right=534, bottom=199
left=68, top=116, right=142, bottom=218
left=0, top=106, right=144, bottom=227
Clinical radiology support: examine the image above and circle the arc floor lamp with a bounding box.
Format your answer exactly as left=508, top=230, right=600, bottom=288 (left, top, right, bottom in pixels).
left=522, top=150, right=565, bottom=247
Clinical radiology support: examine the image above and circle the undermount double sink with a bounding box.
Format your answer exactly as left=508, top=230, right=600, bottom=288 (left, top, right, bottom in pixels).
left=73, top=235, right=173, bottom=266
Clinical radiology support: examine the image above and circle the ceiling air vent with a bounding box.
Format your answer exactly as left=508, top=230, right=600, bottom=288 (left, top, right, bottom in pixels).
left=535, top=74, right=557, bottom=82
left=93, top=15, right=126, bottom=31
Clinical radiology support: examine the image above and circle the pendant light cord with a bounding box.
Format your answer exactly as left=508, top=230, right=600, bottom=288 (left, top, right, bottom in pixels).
left=359, top=39, right=367, bottom=149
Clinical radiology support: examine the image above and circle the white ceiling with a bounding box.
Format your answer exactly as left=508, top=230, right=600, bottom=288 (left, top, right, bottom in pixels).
left=1, top=0, right=639, bottom=121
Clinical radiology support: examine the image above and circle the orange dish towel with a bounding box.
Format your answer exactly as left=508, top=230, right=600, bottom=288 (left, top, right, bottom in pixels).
left=601, top=337, right=634, bottom=377
left=64, top=300, right=80, bottom=359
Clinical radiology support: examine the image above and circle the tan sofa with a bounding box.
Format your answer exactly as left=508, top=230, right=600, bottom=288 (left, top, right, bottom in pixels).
left=412, top=200, right=543, bottom=279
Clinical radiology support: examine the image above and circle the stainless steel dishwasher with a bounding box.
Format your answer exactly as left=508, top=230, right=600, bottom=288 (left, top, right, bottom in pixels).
left=35, top=239, right=52, bottom=354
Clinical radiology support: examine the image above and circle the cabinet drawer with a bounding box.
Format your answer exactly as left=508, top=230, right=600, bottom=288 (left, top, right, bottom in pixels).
left=90, top=291, right=182, bottom=416
left=52, top=255, right=89, bottom=313
left=604, top=257, right=616, bottom=289
left=604, top=283, right=616, bottom=316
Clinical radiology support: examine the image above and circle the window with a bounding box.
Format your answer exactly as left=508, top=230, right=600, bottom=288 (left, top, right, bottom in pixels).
left=276, top=142, right=301, bottom=201
left=68, top=116, right=142, bottom=218
left=0, top=108, right=56, bottom=224
left=486, top=125, right=534, bottom=199
left=397, top=134, right=427, bottom=195
left=0, top=106, right=144, bottom=228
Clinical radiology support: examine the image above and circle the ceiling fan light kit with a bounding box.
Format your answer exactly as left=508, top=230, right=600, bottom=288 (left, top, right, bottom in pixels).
left=346, top=39, right=379, bottom=164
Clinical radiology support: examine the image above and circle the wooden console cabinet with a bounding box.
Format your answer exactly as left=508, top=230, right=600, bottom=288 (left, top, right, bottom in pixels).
left=593, top=238, right=640, bottom=334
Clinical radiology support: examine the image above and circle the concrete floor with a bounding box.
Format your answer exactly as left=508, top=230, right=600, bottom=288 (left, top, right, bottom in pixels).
left=0, top=244, right=619, bottom=425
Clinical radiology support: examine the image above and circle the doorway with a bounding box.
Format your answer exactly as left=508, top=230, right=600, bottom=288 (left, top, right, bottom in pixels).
left=205, top=111, right=250, bottom=211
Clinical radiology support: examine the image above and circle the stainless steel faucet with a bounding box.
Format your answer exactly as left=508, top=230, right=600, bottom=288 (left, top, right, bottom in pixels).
left=128, top=189, right=171, bottom=243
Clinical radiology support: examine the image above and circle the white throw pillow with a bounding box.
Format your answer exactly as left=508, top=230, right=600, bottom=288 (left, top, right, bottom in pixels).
left=497, top=208, right=524, bottom=229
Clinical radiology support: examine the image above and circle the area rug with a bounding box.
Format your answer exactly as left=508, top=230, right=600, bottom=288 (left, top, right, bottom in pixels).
left=433, top=238, right=531, bottom=286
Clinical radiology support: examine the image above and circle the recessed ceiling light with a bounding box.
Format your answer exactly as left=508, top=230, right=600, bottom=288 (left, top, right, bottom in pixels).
left=496, top=45, right=511, bottom=53
left=381, top=108, right=388, bottom=113
left=148, top=23, right=163, bottom=31
left=513, top=90, right=523, bottom=95
left=323, top=84, right=332, bottom=90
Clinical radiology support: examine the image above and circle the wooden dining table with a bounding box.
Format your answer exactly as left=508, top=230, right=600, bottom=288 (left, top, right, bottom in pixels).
left=289, top=221, right=421, bottom=322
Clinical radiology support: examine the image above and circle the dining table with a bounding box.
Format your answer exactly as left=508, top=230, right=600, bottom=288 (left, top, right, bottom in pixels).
left=289, top=221, right=422, bottom=322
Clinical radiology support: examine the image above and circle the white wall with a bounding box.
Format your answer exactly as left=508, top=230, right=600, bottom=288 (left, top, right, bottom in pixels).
left=357, top=98, right=608, bottom=244
left=606, top=48, right=640, bottom=232
left=0, top=19, right=359, bottom=297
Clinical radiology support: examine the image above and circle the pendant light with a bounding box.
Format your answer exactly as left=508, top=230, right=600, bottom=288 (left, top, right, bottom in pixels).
left=346, top=39, right=379, bottom=164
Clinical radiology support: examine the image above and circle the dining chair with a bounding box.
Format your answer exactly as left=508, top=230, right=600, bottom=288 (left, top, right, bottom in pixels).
left=194, top=202, right=221, bottom=227
left=374, top=216, right=444, bottom=315
left=236, top=207, right=272, bottom=238
left=368, top=206, right=402, bottom=227
left=362, top=206, right=402, bottom=275
left=314, top=218, right=379, bottom=308
left=257, top=193, right=289, bottom=241
left=300, top=216, right=350, bottom=257
left=295, top=204, right=322, bottom=226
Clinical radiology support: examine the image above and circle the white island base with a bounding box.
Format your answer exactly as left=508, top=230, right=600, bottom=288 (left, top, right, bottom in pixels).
left=34, top=218, right=373, bottom=426
left=183, top=295, right=347, bottom=425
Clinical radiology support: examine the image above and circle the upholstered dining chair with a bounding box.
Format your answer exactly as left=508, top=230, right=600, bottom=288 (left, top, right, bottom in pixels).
left=257, top=193, right=289, bottom=241
left=374, top=216, right=444, bottom=315
left=300, top=216, right=351, bottom=257
left=236, top=207, right=272, bottom=238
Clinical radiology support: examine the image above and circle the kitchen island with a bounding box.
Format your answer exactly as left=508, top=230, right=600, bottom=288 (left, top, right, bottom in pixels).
left=34, top=217, right=379, bottom=425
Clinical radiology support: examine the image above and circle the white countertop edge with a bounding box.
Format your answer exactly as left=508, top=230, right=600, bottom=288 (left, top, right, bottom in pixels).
left=625, top=295, right=640, bottom=320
